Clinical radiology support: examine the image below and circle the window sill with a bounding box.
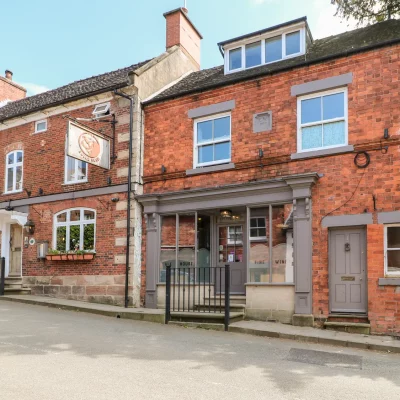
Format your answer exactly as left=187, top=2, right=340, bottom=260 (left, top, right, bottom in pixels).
left=245, top=283, right=295, bottom=286
left=186, top=163, right=235, bottom=176
left=378, top=277, right=400, bottom=286
left=291, top=145, right=354, bottom=160
left=63, top=180, right=88, bottom=186
left=3, top=190, right=23, bottom=195
left=46, top=253, right=95, bottom=261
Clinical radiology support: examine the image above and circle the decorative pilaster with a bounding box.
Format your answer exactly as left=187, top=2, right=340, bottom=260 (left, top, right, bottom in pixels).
left=144, top=213, right=159, bottom=309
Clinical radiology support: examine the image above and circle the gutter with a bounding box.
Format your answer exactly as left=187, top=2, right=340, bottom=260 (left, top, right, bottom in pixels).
left=144, top=36, right=400, bottom=106
left=113, top=90, right=135, bottom=309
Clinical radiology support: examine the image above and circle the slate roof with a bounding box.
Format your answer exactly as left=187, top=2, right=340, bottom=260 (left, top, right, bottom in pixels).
left=0, top=59, right=151, bottom=122
left=148, top=19, right=400, bottom=104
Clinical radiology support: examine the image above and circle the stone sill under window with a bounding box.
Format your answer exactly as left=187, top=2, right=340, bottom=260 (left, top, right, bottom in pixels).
left=291, top=145, right=354, bottom=160
left=62, top=180, right=88, bottom=186
left=186, top=163, right=235, bottom=176
left=378, top=278, right=400, bottom=286
left=3, top=190, right=23, bottom=195
left=245, top=283, right=295, bottom=286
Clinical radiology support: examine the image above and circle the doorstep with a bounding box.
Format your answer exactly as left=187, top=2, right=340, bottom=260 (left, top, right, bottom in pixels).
left=229, top=320, right=400, bottom=354
left=0, top=295, right=164, bottom=324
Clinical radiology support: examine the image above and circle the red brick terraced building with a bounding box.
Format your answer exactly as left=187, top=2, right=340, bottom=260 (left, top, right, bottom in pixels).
left=140, top=16, right=400, bottom=335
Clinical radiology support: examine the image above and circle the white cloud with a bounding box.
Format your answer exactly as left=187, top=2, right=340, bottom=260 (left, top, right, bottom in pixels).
left=19, top=82, right=50, bottom=96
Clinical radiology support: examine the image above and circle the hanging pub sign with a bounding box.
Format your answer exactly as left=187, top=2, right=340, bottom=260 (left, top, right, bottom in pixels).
left=67, top=121, right=110, bottom=170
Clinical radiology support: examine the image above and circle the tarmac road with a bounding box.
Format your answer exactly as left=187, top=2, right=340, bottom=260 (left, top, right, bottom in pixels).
left=1, top=301, right=400, bottom=400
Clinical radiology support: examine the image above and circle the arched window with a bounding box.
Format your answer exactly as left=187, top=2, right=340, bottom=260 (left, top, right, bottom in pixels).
left=5, top=150, right=23, bottom=193
left=53, top=208, right=96, bottom=252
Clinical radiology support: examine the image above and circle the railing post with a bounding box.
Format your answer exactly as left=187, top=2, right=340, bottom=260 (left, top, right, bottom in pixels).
left=165, top=263, right=171, bottom=324
left=0, top=257, right=5, bottom=296
left=224, top=264, right=230, bottom=332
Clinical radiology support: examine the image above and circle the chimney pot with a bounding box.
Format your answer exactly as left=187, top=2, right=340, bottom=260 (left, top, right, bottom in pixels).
left=182, top=7, right=188, bottom=14
left=5, top=70, right=13, bottom=80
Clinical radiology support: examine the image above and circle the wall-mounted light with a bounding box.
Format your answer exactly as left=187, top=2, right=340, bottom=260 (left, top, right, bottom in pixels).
left=24, top=219, right=35, bottom=235
left=220, top=209, right=232, bottom=219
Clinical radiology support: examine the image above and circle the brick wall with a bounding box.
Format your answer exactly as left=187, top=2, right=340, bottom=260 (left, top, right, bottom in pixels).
left=143, top=43, right=400, bottom=334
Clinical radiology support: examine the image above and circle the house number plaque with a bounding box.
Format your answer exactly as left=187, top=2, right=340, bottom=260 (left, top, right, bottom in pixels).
left=341, top=276, right=355, bottom=281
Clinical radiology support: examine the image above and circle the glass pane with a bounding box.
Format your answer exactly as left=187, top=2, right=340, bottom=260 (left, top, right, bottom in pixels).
left=214, top=142, right=230, bottom=161
left=229, top=47, right=242, bottom=70
left=66, top=156, right=76, bottom=181
left=250, top=218, right=257, bottom=228
left=245, top=41, right=261, bottom=68
left=213, top=116, right=230, bottom=140
left=197, top=120, right=212, bottom=143
left=56, top=226, right=67, bottom=251
left=198, top=144, right=213, bottom=164
left=221, top=225, right=243, bottom=263
left=301, top=97, right=321, bottom=124
left=84, top=210, right=95, bottom=220
left=302, top=125, right=322, bottom=150
left=388, top=227, right=400, bottom=248
left=83, top=224, right=95, bottom=251
left=70, top=210, right=81, bottom=222
left=265, top=36, right=282, bottom=63
left=16, top=152, right=23, bottom=163
left=77, top=161, right=87, bottom=180
left=69, top=225, right=81, bottom=251
left=286, top=31, right=300, bottom=55
left=258, top=218, right=266, bottom=227
left=178, top=214, right=195, bottom=283
left=323, top=92, right=345, bottom=120
left=387, top=250, right=400, bottom=274
left=36, top=121, right=46, bottom=131
left=57, top=212, right=67, bottom=223
left=323, top=121, right=345, bottom=147
left=160, top=215, right=176, bottom=282
left=7, top=168, right=13, bottom=191
left=198, top=215, right=211, bottom=283
left=7, top=153, right=14, bottom=165
left=249, top=208, right=269, bottom=282
left=15, top=166, right=22, bottom=190
left=272, top=204, right=294, bottom=283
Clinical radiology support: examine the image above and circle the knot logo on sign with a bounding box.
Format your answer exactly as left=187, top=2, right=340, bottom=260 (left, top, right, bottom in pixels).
left=79, top=133, right=101, bottom=159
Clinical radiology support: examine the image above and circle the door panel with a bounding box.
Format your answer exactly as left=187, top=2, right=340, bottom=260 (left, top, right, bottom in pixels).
left=9, top=224, right=22, bottom=277
left=329, top=227, right=367, bottom=313
left=217, top=224, right=246, bottom=294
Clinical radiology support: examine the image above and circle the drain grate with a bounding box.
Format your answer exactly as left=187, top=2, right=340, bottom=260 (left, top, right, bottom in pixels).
left=287, top=348, right=362, bottom=370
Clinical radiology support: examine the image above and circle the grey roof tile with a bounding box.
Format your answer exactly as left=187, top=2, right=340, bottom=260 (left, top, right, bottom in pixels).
left=148, top=19, right=400, bottom=104
left=0, top=59, right=151, bottom=122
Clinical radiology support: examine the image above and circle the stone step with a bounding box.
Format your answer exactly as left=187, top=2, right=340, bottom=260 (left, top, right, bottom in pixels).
left=194, top=303, right=246, bottom=312
left=3, top=287, right=32, bottom=295
left=169, top=321, right=225, bottom=331
left=204, top=295, right=246, bottom=305
left=170, top=311, right=244, bottom=324
left=328, top=314, right=369, bottom=324
left=324, top=321, right=371, bottom=335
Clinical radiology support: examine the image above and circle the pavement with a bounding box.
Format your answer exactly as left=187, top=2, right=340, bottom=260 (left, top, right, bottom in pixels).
left=1, top=300, right=400, bottom=400
left=1, top=294, right=400, bottom=354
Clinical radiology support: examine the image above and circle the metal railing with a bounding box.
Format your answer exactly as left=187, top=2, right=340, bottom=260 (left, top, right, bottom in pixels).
left=165, top=264, right=231, bottom=331
left=0, top=257, right=5, bottom=296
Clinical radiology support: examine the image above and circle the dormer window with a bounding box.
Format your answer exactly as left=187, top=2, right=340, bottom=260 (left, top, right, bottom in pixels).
left=221, top=18, right=309, bottom=75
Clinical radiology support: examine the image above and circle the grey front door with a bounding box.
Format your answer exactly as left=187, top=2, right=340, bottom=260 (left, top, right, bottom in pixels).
left=329, top=227, right=367, bottom=313
left=217, top=224, right=246, bottom=294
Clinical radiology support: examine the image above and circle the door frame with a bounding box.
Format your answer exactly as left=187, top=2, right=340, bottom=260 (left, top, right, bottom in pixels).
left=328, top=226, right=368, bottom=314
left=215, top=218, right=247, bottom=294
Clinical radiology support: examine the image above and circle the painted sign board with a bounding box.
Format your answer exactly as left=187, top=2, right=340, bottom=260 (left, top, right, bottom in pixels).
left=67, top=121, right=110, bottom=169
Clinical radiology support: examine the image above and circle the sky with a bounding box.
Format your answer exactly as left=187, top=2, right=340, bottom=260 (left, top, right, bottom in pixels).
left=1, top=0, right=357, bottom=96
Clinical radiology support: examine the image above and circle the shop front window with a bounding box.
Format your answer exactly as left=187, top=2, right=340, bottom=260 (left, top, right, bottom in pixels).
left=248, top=204, right=294, bottom=284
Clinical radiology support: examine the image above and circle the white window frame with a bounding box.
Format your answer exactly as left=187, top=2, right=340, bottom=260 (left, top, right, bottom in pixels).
left=297, top=87, right=348, bottom=153
left=35, top=119, right=47, bottom=133
left=193, top=112, right=231, bottom=168
left=5, top=150, right=23, bottom=194
left=53, top=208, right=96, bottom=252
left=249, top=216, right=267, bottom=241
left=384, top=224, right=400, bottom=276
left=227, top=225, right=243, bottom=245
left=64, top=155, right=88, bottom=184
left=224, top=25, right=305, bottom=74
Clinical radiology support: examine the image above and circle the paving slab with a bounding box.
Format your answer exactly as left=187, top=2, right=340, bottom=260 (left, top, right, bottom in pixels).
left=229, top=320, right=400, bottom=353
left=0, top=295, right=164, bottom=323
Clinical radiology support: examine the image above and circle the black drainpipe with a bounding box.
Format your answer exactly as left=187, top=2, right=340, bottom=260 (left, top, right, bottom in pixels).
left=113, top=90, right=134, bottom=308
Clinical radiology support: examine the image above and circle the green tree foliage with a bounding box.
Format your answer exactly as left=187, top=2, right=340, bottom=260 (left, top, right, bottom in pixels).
left=332, top=0, right=400, bottom=25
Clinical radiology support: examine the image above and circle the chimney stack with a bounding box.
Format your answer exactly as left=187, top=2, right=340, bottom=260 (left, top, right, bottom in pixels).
left=0, top=69, right=26, bottom=102
left=164, top=7, right=202, bottom=70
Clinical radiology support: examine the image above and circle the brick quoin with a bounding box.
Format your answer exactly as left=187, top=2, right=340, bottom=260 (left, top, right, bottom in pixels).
left=143, top=44, right=400, bottom=334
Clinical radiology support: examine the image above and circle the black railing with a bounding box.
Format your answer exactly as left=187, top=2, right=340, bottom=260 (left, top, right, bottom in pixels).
left=0, top=257, right=5, bottom=296
left=165, top=264, right=231, bottom=331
